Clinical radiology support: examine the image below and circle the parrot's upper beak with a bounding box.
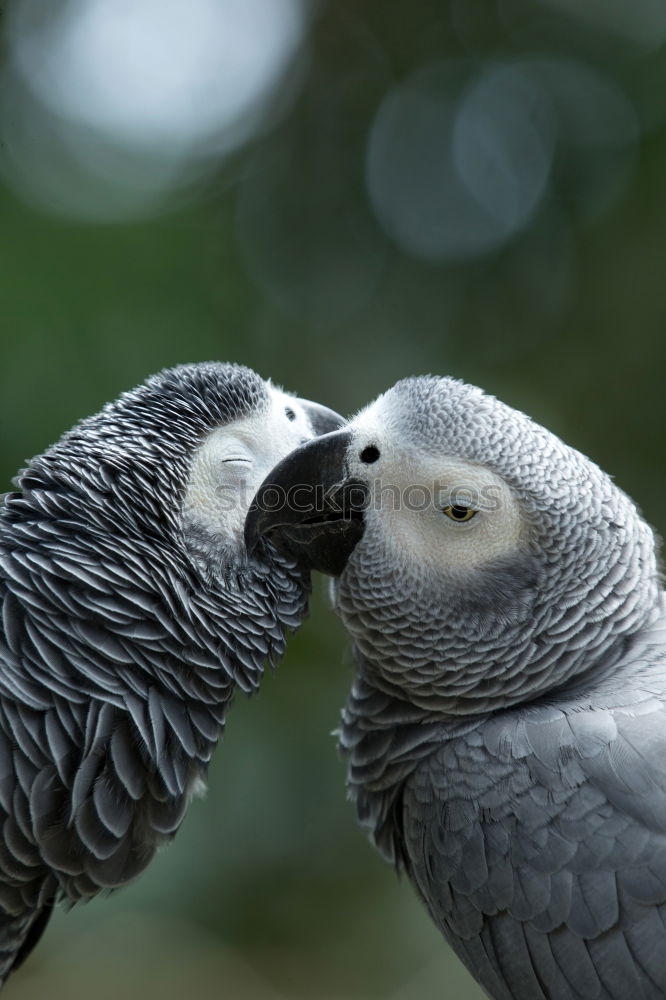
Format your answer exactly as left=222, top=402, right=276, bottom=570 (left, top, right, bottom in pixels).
left=296, top=398, right=347, bottom=437
left=244, top=429, right=367, bottom=576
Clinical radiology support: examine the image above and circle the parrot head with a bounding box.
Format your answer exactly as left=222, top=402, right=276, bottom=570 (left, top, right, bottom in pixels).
left=12, top=362, right=344, bottom=578
left=246, top=376, right=661, bottom=714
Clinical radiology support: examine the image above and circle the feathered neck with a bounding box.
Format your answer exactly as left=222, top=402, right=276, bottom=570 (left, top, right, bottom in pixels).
left=334, top=495, right=661, bottom=718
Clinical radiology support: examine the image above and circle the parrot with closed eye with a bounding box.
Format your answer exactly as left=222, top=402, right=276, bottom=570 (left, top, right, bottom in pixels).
left=0, top=360, right=343, bottom=986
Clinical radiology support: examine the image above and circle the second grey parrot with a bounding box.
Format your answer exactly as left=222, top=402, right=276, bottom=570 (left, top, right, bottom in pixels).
left=247, top=376, right=666, bottom=1000
left=0, top=361, right=342, bottom=986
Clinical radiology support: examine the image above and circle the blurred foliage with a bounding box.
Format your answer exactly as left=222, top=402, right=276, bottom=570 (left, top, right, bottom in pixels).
left=1, top=0, right=665, bottom=997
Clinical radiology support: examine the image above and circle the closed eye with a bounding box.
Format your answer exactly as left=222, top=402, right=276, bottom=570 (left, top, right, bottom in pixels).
left=222, top=458, right=252, bottom=465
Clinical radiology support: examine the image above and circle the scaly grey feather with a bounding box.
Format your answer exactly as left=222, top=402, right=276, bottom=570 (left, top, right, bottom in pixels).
left=0, top=361, right=340, bottom=985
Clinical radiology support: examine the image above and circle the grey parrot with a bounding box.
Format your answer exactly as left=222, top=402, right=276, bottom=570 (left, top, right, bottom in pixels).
left=0, top=361, right=342, bottom=986
left=246, top=375, right=666, bottom=1000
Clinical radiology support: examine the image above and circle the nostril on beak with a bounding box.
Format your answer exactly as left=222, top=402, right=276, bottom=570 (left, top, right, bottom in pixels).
left=360, top=446, right=380, bottom=464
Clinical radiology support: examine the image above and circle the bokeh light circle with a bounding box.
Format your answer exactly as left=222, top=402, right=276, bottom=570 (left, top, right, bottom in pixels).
left=1, top=0, right=307, bottom=221
left=366, top=62, right=556, bottom=263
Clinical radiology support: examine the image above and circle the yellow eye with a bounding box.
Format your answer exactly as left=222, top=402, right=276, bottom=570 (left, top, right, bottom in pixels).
left=442, top=505, right=478, bottom=523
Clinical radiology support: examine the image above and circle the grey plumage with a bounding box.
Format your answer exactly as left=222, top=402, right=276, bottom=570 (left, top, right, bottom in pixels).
left=0, top=361, right=342, bottom=985
left=247, top=376, right=666, bottom=1000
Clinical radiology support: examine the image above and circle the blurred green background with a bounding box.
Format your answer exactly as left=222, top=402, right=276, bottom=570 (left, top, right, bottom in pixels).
left=1, top=1, right=665, bottom=997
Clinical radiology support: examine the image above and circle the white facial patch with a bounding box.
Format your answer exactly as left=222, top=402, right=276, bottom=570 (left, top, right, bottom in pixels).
left=182, top=386, right=314, bottom=546
left=380, top=458, right=522, bottom=575
left=346, top=400, right=524, bottom=576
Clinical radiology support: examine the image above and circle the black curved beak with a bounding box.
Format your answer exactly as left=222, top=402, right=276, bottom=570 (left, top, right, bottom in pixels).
left=244, top=429, right=367, bottom=577
left=296, top=398, right=347, bottom=436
